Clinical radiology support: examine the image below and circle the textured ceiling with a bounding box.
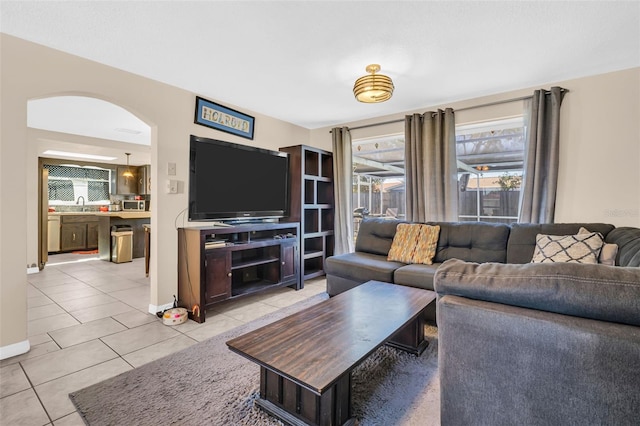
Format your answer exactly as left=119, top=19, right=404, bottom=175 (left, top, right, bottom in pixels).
left=2, top=0, right=639, bottom=133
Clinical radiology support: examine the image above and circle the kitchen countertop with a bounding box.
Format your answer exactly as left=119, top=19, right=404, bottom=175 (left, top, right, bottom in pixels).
left=49, top=211, right=151, bottom=219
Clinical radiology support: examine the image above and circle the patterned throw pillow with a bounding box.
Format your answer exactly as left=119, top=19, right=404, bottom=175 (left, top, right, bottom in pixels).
left=531, top=232, right=604, bottom=264
left=388, top=224, right=423, bottom=263
left=578, top=227, right=618, bottom=266
left=412, top=225, right=441, bottom=265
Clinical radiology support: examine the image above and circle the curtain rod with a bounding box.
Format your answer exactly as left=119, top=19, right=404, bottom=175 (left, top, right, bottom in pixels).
left=333, top=88, right=567, bottom=133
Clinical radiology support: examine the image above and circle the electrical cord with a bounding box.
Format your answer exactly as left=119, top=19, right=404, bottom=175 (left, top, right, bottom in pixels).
left=171, top=206, right=200, bottom=320
left=174, top=207, right=188, bottom=230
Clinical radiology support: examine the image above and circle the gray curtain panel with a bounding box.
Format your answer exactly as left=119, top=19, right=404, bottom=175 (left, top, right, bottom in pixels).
left=404, top=108, right=457, bottom=222
left=331, top=127, right=355, bottom=255
left=519, top=87, right=566, bottom=223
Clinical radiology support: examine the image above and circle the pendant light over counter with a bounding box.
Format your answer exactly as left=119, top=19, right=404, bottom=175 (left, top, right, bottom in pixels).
left=353, top=64, right=394, bottom=103
left=122, top=153, right=134, bottom=180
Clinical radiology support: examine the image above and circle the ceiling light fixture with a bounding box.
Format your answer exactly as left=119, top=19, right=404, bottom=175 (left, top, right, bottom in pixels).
left=123, top=153, right=134, bottom=180
left=42, top=150, right=118, bottom=161
left=353, top=64, right=394, bottom=103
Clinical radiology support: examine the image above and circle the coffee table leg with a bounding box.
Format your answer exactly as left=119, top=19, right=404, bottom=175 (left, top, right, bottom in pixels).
left=387, top=310, right=429, bottom=355
left=257, top=367, right=355, bottom=426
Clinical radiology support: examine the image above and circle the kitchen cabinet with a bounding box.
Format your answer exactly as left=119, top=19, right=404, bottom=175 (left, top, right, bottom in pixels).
left=115, top=166, right=138, bottom=195
left=60, top=223, right=87, bottom=252
left=60, top=215, right=100, bottom=252
left=138, top=165, right=151, bottom=195
left=87, top=222, right=99, bottom=249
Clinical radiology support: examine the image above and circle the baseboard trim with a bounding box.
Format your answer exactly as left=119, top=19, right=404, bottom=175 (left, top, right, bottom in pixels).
left=27, top=266, right=39, bottom=274
left=0, top=339, right=31, bottom=360
left=148, top=302, right=174, bottom=315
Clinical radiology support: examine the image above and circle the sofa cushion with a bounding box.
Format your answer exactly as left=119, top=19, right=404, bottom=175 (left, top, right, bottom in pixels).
left=393, top=263, right=440, bottom=291
left=507, top=223, right=615, bottom=264
left=325, top=251, right=405, bottom=284
left=530, top=232, right=604, bottom=264
left=434, top=259, right=640, bottom=327
left=388, top=223, right=423, bottom=263
left=431, top=222, right=510, bottom=264
left=605, top=227, right=640, bottom=267
left=355, top=218, right=405, bottom=256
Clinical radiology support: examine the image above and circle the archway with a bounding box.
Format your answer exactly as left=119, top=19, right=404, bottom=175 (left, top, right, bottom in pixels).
left=27, top=94, right=155, bottom=272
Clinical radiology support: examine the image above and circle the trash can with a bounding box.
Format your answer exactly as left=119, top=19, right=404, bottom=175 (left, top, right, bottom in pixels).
left=111, top=225, right=133, bottom=263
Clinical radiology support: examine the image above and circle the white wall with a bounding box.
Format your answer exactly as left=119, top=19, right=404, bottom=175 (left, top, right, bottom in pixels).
left=2, top=32, right=638, bottom=356
left=0, top=34, right=311, bottom=354
left=311, top=67, right=640, bottom=227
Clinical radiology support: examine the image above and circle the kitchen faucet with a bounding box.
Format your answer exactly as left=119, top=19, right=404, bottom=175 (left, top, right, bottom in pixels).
left=76, top=196, right=86, bottom=211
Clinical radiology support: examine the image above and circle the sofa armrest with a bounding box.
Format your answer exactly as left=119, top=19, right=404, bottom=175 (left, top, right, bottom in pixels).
left=437, top=294, right=640, bottom=425
left=434, top=259, right=640, bottom=327
left=606, top=227, right=640, bottom=267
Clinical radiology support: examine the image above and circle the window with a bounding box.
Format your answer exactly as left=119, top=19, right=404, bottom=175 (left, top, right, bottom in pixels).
left=45, top=164, right=112, bottom=205
left=456, top=117, right=525, bottom=223
left=350, top=116, right=525, bottom=237
left=352, top=135, right=406, bottom=238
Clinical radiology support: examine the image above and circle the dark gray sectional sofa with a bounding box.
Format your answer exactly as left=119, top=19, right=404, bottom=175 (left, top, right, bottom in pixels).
left=325, top=218, right=640, bottom=425
left=326, top=218, right=639, bottom=319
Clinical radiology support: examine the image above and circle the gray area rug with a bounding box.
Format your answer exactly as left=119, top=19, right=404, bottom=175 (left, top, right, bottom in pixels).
left=70, top=293, right=440, bottom=425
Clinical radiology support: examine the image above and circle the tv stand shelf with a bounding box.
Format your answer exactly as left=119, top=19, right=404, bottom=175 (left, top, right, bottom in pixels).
left=178, top=222, right=300, bottom=323
left=231, top=256, right=279, bottom=270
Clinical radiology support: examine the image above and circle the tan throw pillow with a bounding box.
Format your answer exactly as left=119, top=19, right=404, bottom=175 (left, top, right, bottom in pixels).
left=531, top=232, right=604, bottom=264
left=388, top=223, right=423, bottom=263
left=598, top=243, right=619, bottom=266
left=412, top=225, right=441, bottom=265
left=578, top=227, right=618, bottom=265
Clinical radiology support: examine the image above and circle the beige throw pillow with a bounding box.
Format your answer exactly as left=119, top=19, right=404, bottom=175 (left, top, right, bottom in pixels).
left=412, top=225, right=441, bottom=265
left=531, top=232, right=604, bottom=264
left=578, top=227, right=618, bottom=266
left=388, top=223, right=441, bottom=265
left=388, top=224, right=423, bottom=263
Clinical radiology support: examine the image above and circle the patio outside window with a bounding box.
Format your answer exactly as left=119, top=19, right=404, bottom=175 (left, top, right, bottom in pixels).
left=350, top=116, right=525, bottom=240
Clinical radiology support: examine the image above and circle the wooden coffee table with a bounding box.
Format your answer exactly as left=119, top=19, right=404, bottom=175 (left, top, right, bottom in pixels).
left=226, top=280, right=436, bottom=426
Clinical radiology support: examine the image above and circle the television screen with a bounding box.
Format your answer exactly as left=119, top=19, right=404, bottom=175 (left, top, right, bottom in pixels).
left=188, top=135, right=290, bottom=222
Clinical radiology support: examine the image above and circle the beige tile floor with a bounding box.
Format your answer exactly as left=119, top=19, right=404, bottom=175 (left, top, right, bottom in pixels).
left=0, top=253, right=327, bottom=425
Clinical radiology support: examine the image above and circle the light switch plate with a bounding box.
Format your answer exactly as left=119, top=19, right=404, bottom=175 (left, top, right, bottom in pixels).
left=166, top=179, right=178, bottom=194
left=167, top=162, right=176, bottom=176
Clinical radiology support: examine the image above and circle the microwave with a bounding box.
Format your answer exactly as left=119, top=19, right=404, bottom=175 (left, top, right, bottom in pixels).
left=122, top=200, right=146, bottom=211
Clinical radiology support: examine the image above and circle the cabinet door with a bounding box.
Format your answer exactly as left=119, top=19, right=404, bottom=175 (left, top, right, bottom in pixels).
left=137, top=165, right=151, bottom=195
left=60, top=224, right=87, bottom=251
left=280, top=241, right=298, bottom=283
left=116, top=166, right=138, bottom=195
left=204, top=250, right=232, bottom=303
left=86, top=222, right=99, bottom=249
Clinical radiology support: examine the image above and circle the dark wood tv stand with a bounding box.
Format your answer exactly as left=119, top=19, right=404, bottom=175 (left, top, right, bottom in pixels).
left=177, top=222, right=301, bottom=323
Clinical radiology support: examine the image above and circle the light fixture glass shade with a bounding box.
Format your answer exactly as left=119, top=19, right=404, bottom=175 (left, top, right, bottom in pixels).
left=123, top=153, right=134, bottom=178
left=353, top=64, right=394, bottom=103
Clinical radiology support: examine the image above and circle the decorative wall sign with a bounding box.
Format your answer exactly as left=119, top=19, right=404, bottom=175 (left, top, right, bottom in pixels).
left=194, top=96, right=255, bottom=140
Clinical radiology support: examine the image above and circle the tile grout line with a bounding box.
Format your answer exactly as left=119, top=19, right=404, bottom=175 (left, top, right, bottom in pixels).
left=10, top=255, right=327, bottom=424
left=18, top=361, right=54, bottom=425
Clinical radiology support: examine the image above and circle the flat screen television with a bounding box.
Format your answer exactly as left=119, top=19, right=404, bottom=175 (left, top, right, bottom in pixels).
left=188, top=135, right=290, bottom=222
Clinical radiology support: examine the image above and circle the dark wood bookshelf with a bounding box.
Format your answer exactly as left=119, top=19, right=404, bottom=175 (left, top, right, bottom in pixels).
left=280, top=145, right=335, bottom=281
